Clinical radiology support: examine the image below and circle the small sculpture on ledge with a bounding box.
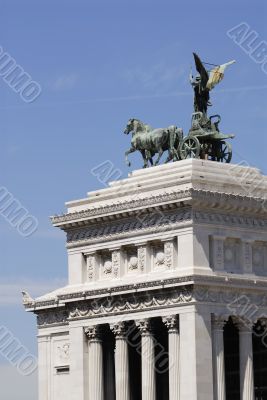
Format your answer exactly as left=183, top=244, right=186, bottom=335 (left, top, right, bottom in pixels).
left=124, top=52, right=236, bottom=167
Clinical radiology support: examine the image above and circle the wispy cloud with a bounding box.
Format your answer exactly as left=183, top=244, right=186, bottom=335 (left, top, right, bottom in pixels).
left=124, top=62, right=186, bottom=93
left=52, top=73, right=78, bottom=91
left=0, top=278, right=67, bottom=306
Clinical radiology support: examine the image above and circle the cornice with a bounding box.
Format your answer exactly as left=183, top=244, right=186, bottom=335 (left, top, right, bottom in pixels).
left=51, top=189, right=267, bottom=230
left=26, top=273, right=267, bottom=314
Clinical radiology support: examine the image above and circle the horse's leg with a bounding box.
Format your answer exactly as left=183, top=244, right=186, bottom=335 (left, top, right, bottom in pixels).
left=145, top=150, right=154, bottom=167
left=125, top=147, right=136, bottom=167
left=154, top=148, right=164, bottom=165
left=140, top=150, right=149, bottom=168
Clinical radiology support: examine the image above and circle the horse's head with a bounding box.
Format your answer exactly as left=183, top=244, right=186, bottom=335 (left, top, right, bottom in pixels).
left=124, top=118, right=138, bottom=135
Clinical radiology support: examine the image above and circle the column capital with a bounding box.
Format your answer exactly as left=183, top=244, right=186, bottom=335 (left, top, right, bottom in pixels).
left=232, top=317, right=254, bottom=332
left=84, top=325, right=103, bottom=342
left=211, top=314, right=228, bottom=330
left=110, top=321, right=127, bottom=339
left=135, top=318, right=153, bottom=336
left=162, top=315, right=179, bottom=333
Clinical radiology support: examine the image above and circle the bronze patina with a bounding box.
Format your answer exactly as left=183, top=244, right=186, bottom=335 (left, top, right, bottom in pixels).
left=124, top=53, right=236, bottom=167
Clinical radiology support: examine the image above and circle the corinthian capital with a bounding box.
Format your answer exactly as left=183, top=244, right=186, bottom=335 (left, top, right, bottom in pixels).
left=162, top=315, right=179, bottom=332
left=84, top=325, right=102, bottom=341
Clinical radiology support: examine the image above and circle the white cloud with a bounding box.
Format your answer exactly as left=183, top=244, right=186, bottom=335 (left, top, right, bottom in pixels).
left=0, top=278, right=67, bottom=306
left=0, top=364, right=37, bottom=400
left=52, top=73, right=78, bottom=91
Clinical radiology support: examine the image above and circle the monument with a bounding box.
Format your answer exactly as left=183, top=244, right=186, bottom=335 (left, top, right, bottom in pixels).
left=23, top=54, right=267, bottom=400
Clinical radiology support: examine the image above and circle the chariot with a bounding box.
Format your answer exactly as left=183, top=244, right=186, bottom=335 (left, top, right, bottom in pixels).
left=179, top=112, right=234, bottom=163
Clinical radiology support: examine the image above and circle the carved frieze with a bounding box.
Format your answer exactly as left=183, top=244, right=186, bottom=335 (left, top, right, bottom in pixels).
left=37, top=310, right=68, bottom=327
left=66, top=209, right=192, bottom=245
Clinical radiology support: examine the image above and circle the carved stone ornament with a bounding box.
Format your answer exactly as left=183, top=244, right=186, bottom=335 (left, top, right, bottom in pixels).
left=37, top=311, right=68, bottom=327
left=84, top=325, right=102, bottom=341
left=110, top=321, right=127, bottom=338
left=162, top=315, right=179, bottom=333
left=57, top=343, right=70, bottom=362
left=128, top=256, right=138, bottom=271
left=69, top=288, right=193, bottom=320
left=136, top=319, right=153, bottom=336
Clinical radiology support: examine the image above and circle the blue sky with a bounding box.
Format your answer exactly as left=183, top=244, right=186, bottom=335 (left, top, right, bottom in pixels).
left=0, top=0, right=266, bottom=398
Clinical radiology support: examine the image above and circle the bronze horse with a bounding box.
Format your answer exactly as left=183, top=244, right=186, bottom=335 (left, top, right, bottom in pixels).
left=124, top=118, right=183, bottom=168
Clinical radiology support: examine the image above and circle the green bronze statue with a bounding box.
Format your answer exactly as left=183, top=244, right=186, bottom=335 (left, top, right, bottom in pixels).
left=124, top=53, right=236, bottom=167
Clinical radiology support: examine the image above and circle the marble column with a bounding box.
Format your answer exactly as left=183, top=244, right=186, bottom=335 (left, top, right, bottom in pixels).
left=111, top=322, right=130, bottom=400
left=85, top=326, right=104, bottom=400
left=235, top=319, right=255, bottom=400
left=136, top=319, right=156, bottom=400
left=163, top=315, right=180, bottom=400
left=211, top=315, right=226, bottom=400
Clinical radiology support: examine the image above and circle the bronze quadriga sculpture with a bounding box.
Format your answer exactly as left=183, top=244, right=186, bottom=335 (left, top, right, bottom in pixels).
left=124, top=52, right=236, bottom=167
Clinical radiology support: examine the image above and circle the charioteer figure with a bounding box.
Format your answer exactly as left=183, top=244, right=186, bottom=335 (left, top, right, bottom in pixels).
left=190, top=52, right=235, bottom=117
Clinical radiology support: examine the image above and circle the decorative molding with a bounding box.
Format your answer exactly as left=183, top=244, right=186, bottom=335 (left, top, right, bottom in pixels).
left=137, top=246, right=146, bottom=272
left=112, top=250, right=120, bottom=278
left=164, top=241, right=174, bottom=269
left=194, top=210, right=267, bottom=230
left=51, top=189, right=193, bottom=226
left=34, top=282, right=267, bottom=327
left=51, top=189, right=267, bottom=229
left=66, top=209, right=192, bottom=246
left=69, top=287, right=193, bottom=320
left=29, top=274, right=267, bottom=311
left=37, top=310, right=68, bottom=327
left=87, top=255, right=95, bottom=281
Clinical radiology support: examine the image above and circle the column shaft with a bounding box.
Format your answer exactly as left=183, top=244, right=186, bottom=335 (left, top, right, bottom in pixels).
left=163, top=316, right=179, bottom=400
left=212, top=316, right=226, bottom=400
left=136, top=319, right=156, bottom=400
left=239, top=328, right=254, bottom=400
left=85, top=327, right=104, bottom=400
left=112, top=323, right=130, bottom=400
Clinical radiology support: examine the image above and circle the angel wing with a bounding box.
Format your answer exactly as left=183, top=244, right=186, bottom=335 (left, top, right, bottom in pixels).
left=193, top=52, right=209, bottom=89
